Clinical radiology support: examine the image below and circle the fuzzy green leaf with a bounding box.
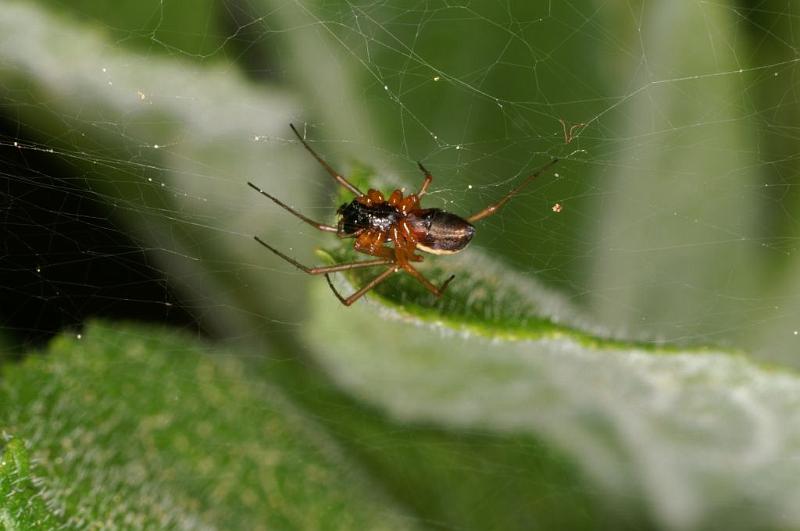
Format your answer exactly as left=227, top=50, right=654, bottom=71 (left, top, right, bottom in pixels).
left=0, top=438, right=60, bottom=529
left=0, top=322, right=416, bottom=530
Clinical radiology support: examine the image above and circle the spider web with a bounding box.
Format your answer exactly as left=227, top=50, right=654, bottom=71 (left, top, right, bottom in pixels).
left=4, top=0, right=796, bottom=356
left=2, top=0, right=800, bottom=527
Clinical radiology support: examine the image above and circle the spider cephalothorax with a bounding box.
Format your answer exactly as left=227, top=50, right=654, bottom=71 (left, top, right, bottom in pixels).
left=248, top=124, right=558, bottom=306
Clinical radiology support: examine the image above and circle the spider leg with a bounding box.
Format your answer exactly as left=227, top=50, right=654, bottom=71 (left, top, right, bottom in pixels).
left=247, top=182, right=337, bottom=233
left=253, top=236, right=391, bottom=274
left=289, top=123, right=364, bottom=196
left=416, top=161, right=433, bottom=198
left=403, top=263, right=456, bottom=297
left=466, top=158, right=559, bottom=223
left=325, top=266, right=399, bottom=306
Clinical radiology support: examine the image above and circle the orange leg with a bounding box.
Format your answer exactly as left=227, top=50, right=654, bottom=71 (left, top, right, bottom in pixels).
left=359, top=189, right=385, bottom=206
left=389, top=221, right=451, bottom=296
left=416, top=162, right=433, bottom=197
left=247, top=182, right=338, bottom=233
left=388, top=189, right=403, bottom=206
left=398, top=194, right=420, bottom=214
left=289, top=123, right=363, bottom=196
left=253, top=236, right=391, bottom=274
left=325, top=266, right=399, bottom=306
left=354, top=230, right=393, bottom=259
left=403, top=263, right=455, bottom=297
left=466, top=158, right=559, bottom=223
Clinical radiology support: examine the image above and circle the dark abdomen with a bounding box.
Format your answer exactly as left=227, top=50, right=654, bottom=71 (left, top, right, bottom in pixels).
left=406, top=209, right=475, bottom=255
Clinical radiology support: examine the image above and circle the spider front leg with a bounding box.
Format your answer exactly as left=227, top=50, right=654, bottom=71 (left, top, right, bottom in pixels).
left=253, top=236, right=391, bottom=274
left=248, top=182, right=337, bottom=233
left=289, top=123, right=364, bottom=196
left=466, top=158, right=559, bottom=223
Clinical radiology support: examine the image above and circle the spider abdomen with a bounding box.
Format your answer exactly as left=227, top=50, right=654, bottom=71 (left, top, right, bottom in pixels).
left=337, top=200, right=400, bottom=235
left=406, top=208, right=475, bottom=255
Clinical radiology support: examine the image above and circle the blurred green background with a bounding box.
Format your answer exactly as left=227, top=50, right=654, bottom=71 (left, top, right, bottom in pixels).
left=2, top=1, right=800, bottom=529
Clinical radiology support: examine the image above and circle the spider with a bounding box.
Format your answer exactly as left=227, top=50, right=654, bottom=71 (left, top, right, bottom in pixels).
left=248, top=124, right=559, bottom=306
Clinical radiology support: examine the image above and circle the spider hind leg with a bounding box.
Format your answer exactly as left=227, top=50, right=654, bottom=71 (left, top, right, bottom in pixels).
left=403, top=263, right=456, bottom=297
left=325, top=267, right=398, bottom=306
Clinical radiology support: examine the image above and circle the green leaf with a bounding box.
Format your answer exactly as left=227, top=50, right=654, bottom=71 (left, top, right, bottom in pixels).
left=588, top=2, right=764, bottom=349
left=0, top=321, right=416, bottom=530
left=0, top=437, right=60, bottom=529
left=308, top=230, right=800, bottom=531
